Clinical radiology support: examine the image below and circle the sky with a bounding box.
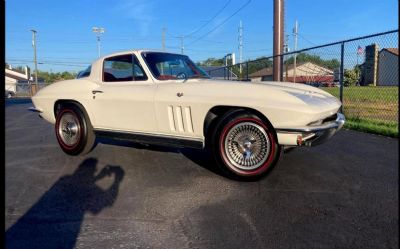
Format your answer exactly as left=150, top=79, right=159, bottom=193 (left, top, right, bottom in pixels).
left=5, top=0, right=399, bottom=73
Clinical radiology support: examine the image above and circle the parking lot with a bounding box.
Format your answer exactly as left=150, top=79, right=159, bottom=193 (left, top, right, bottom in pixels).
left=5, top=99, right=398, bottom=249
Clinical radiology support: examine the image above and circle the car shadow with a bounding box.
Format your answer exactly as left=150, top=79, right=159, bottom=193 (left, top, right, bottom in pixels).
left=97, top=138, right=225, bottom=177
left=5, top=158, right=125, bottom=249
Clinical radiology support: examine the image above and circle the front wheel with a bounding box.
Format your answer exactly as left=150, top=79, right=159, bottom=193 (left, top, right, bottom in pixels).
left=55, top=104, right=96, bottom=155
left=211, top=110, right=281, bottom=180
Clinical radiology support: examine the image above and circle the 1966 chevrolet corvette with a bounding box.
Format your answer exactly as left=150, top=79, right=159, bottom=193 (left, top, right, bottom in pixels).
left=30, top=50, right=345, bottom=180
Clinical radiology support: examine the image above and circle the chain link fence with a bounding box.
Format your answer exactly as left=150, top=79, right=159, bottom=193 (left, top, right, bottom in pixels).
left=206, top=30, right=399, bottom=137
left=5, top=82, right=46, bottom=98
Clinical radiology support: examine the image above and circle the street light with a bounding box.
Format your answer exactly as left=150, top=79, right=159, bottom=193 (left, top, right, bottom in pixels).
left=30, top=29, right=38, bottom=95
left=92, top=27, right=105, bottom=57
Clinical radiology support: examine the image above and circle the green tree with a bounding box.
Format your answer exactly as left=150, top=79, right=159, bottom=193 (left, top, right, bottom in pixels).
left=284, top=53, right=340, bottom=70
left=198, top=57, right=225, bottom=66
left=37, top=70, right=77, bottom=84
left=13, top=66, right=26, bottom=74
left=8, top=64, right=77, bottom=84
left=343, top=69, right=359, bottom=86
left=111, top=61, right=132, bottom=70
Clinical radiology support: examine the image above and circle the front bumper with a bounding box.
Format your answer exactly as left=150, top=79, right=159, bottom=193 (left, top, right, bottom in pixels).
left=28, top=107, right=43, bottom=118
left=276, top=113, right=345, bottom=146
left=28, top=107, right=42, bottom=113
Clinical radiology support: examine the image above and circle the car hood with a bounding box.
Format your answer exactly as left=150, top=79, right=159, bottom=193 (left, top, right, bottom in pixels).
left=213, top=79, right=334, bottom=97
left=179, top=79, right=342, bottom=115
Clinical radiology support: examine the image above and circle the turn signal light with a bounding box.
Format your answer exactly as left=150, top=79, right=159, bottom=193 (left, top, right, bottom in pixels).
left=296, top=135, right=303, bottom=146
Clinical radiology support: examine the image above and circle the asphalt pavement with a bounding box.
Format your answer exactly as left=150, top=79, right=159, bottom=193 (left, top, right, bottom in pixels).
left=5, top=99, right=399, bottom=249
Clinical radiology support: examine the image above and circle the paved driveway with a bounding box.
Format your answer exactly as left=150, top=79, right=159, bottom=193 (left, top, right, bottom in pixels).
left=5, top=100, right=398, bottom=249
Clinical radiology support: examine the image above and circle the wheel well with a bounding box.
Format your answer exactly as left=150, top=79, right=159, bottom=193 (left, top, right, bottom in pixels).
left=54, top=100, right=87, bottom=118
left=203, top=106, right=276, bottom=143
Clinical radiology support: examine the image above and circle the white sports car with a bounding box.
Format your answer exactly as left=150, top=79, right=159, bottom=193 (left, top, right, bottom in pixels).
left=30, top=50, right=345, bottom=180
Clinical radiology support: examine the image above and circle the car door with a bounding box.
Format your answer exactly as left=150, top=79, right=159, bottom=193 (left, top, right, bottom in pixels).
left=138, top=52, right=210, bottom=140
left=89, top=53, right=157, bottom=133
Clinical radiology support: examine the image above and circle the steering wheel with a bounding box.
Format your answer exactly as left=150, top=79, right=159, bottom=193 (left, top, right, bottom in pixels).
left=176, top=72, right=187, bottom=80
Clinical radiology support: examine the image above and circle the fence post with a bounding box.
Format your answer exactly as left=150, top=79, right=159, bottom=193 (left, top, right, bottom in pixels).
left=279, top=54, right=284, bottom=81
left=246, top=61, right=249, bottom=81
left=339, top=42, right=345, bottom=113
left=224, top=67, right=226, bottom=80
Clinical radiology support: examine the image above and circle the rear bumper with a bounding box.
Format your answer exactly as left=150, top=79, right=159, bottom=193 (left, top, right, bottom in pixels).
left=276, top=113, right=345, bottom=146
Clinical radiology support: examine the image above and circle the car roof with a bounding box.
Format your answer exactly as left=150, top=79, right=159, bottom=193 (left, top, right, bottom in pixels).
left=97, top=50, right=185, bottom=60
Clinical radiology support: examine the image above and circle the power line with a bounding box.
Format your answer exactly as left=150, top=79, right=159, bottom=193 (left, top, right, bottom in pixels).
left=7, top=61, right=87, bottom=68
left=186, top=0, right=252, bottom=47
left=165, top=0, right=231, bottom=53
left=184, top=0, right=231, bottom=37
left=7, top=59, right=90, bottom=65
left=298, top=33, right=318, bottom=46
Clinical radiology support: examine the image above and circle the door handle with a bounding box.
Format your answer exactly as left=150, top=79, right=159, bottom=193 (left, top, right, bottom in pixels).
left=92, top=90, right=103, bottom=94
left=177, top=92, right=184, bottom=97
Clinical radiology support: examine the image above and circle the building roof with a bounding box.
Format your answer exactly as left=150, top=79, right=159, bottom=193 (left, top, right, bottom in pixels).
left=249, top=67, right=273, bottom=78
left=381, top=48, right=399, bottom=56
left=249, top=61, right=334, bottom=78
left=5, top=70, right=28, bottom=81
left=249, top=62, right=307, bottom=78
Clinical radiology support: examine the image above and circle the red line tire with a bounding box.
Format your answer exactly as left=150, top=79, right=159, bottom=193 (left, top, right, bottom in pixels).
left=210, top=110, right=281, bottom=180
left=55, top=104, right=96, bottom=156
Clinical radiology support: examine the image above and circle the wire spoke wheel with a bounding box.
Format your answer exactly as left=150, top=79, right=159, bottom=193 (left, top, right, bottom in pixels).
left=224, top=122, right=271, bottom=171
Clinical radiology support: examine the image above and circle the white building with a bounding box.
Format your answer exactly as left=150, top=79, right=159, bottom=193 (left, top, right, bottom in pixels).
left=5, top=66, right=30, bottom=94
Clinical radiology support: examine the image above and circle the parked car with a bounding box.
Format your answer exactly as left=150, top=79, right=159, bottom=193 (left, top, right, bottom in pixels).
left=5, top=90, right=15, bottom=98
left=30, top=50, right=345, bottom=180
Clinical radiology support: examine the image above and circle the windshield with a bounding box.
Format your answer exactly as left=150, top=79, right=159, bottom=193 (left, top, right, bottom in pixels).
left=141, top=52, right=210, bottom=80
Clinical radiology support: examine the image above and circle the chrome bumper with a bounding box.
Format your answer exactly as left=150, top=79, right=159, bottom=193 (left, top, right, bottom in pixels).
left=28, top=107, right=42, bottom=113
left=276, top=113, right=345, bottom=146
left=28, top=107, right=43, bottom=118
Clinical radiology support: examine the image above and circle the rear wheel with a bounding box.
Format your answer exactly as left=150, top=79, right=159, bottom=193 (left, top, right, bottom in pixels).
left=211, top=110, right=281, bottom=180
left=55, top=104, right=96, bottom=155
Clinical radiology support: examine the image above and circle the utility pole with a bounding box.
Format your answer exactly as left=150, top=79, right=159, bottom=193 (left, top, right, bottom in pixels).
left=92, top=27, right=105, bottom=57
left=30, top=29, right=38, bottom=95
left=180, top=35, right=184, bottom=54
left=238, top=20, right=243, bottom=75
left=273, top=0, right=284, bottom=81
left=162, top=27, right=166, bottom=51
left=293, top=20, right=298, bottom=83
left=284, top=34, right=289, bottom=80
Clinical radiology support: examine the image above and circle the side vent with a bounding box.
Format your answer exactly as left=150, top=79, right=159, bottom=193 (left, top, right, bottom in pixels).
left=175, top=106, right=184, bottom=132
left=167, top=106, right=194, bottom=133
left=167, top=105, right=176, bottom=131
left=184, top=107, right=194, bottom=133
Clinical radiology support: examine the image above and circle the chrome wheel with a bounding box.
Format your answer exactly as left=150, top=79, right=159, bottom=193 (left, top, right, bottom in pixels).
left=58, top=112, right=80, bottom=147
left=224, top=122, right=271, bottom=170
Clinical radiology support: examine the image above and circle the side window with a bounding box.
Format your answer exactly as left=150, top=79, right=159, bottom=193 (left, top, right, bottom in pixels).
left=103, top=54, right=148, bottom=82
left=133, top=56, right=148, bottom=81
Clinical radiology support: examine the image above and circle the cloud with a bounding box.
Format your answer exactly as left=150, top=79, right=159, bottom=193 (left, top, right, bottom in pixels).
left=114, top=0, right=155, bottom=36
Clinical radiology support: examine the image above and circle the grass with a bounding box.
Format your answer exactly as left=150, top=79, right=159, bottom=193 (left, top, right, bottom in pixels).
left=321, top=86, right=398, bottom=137
left=344, top=117, right=398, bottom=138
